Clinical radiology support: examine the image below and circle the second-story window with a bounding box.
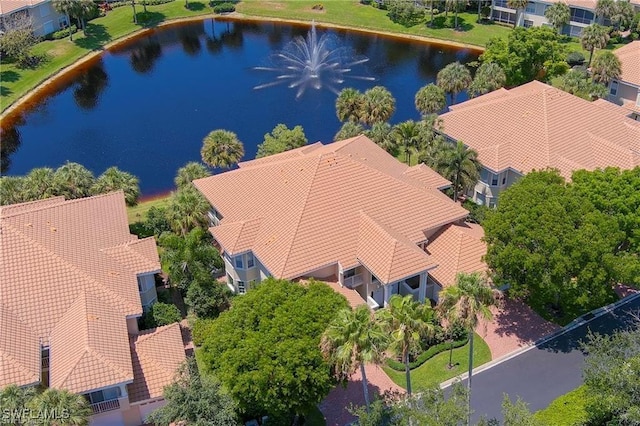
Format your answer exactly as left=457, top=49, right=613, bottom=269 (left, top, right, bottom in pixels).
left=247, top=253, right=255, bottom=268
left=235, top=255, right=244, bottom=269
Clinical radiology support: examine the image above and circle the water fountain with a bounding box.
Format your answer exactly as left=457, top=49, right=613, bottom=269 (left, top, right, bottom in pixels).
left=253, top=21, right=375, bottom=99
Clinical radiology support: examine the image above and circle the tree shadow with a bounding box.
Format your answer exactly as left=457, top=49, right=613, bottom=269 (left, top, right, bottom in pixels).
left=73, top=23, right=112, bottom=50
left=492, top=297, right=561, bottom=347
left=137, top=11, right=166, bottom=27
left=0, top=70, right=20, bottom=83
left=450, top=17, right=474, bottom=32
left=0, top=86, right=13, bottom=97
left=428, top=15, right=447, bottom=29
left=319, top=375, right=385, bottom=426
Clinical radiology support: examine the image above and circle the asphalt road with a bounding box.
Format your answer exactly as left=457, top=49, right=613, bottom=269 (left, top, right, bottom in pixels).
left=454, top=295, right=640, bottom=423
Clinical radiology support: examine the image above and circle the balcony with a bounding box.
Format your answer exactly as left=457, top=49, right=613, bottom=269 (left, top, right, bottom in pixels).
left=90, top=399, right=120, bottom=414
left=343, top=273, right=364, bottom=289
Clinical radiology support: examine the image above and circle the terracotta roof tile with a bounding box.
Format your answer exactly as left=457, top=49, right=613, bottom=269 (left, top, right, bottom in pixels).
left=614, top=41, right=640, bottom=87
left=0, top=0, right=49, bottom=15
left=440, top=81, right=640, bottom=178
left=209, top=218, right=263, bottom=255
left=127, top=324, right=186, bottom=403
left=0, top=303, right=40, bottom=387
left=194, top=136, right=467, bottom=282
left=402, top=164, right=452, bottom=190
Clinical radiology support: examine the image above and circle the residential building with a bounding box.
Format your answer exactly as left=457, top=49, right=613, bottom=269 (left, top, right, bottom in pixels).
left=609, top=41, right=640, bottom=120
left=491, top=0, right=597, bottom=36
left=194, top=135, right=487, bottom=308
left=0, top=0, right=67, bottom=37
left=438, top=80, right=640, bottom=206
left=0, top=192, right=186, bottom=426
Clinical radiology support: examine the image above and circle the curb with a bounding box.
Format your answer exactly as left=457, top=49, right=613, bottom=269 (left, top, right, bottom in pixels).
left=440, top=291, right=640, bottom=389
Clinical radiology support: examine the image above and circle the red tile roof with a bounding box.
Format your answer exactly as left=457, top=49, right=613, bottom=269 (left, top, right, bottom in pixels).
left=614, top=41, right=640, bottom=87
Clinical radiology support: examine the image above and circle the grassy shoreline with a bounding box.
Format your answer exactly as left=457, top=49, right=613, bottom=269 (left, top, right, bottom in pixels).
left=1, top=0, right=511, bottom=116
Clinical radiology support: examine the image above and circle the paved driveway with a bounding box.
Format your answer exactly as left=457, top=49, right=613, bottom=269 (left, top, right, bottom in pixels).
left=459, top=294, right=640, bottom=423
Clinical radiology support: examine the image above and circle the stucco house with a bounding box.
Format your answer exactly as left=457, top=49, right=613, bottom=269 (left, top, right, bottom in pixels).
left=609, top=41, right=640, bottom=120
left=0, top=0, right=67, bottom=37
left=437, top=80, right=640, bottom=206
left=193, top=135, right=488, bottom=309
left=0, top=192, right=186, bottom=426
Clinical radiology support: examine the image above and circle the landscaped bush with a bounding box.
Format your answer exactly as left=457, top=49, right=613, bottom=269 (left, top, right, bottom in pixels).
left=386, top=0, right=424, bottom=26
left=50, top=25, right=78, bottom=40
left=566, top=51, right=585, bottom=67
left=312, top=3, right=324, bottom=10
left=212, top=2, right=236, bottom=13
left=386, top=336, right=469, bottom=371
left=139, top=302, right=182, bottom=329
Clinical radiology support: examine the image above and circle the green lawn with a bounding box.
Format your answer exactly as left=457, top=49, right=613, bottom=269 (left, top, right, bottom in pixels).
left=127, top=195, right=171, bottom=224
left=383, top=333, right=491, bottom=391
left=236, top=1, right=511, bottom=48
left=534, top=385, right=589, bottom=426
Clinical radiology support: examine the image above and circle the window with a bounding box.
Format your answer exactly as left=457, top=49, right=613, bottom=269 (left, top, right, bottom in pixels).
left=234, top=255, right=243, bottom=269
left=137, top=275, right=154, bottom=293
left=39, top=5, right=49, bottom=18
left=609, top=80, right=618, bottom=96
left=227, top=274, right=234, bottom=286
left=237, top=281, right=246, bottom=294
left=502, top=175, right=507, bottom=185
left=525, top=2, right=535, bottom=14
left=494, top=0, right=509, bottom=8
left=524, top=19, right=533, bottom=28
left=344, top=268, right=356, bottom=279
left=569, top=8, right=594, bottom=25
left=58, top=16, right=67, bottom=29
left=84, top=387, right=121, bottom=404
left=491, top=173, right=499, bottom=186
left=488, top=198, right=497, bottom=208
left=492, top=9, right=516, bottom=24
left=246, top=253, right=255, bottom=268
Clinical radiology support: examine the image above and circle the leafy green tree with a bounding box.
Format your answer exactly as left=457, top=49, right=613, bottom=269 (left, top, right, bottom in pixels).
left=160, top=227, right=223, bottom=293
left=91, top=166, right=140, bottom=206
left=435, top=140, right=481, bottom=202
left=201, top=129, right=244, bottom=168
left=166, top=186, right=210, bottom=236
left=590, top=50, right=622, bottom=85
left=0, top=385, right=36, bottom=425
left=146, top=302, right=182, bottom=327
left=200, top=279, right=349, bottom=420
left=481, top=27, right=568, bottom=86
left=365, top=121, right=396, bottom=155
left=437, top=272, right=497, bottom=424
left=256, top=123, right=308, bottom=158
left=335, top=121, right=365, bottom=140
left=321, top=305, right=388, bottom=411
left=581, top=24, right=609, bottom=67
left=174, top=162, right=211, bottom=189
left=148, top=358, right=240, bottom=426
left=52, top=162, right=96, bottom=200
left=437, top=62, right=472, bottom=105
left=0, top=177, right=26, bottom=206
left=75, top=0, right=96, bottom=36
left=507, top=0, right=528, bottom=27
left=185, top=273, right=233, bottom=319
left=0, top=13, right=37, bottom=67
left=469, top=62, right=507, bottom=98
left=387, top=0, right=424, bottom=26
left=500, top=395, right=538, bottom=426
left=483, top=170, right=623, bottom=320
left=393, top=120, right=422, bottom=165
left=415, top=83, right=446, bottom=116
left=23, top=167, right=56, bottom=201
left=336, top=87, right=364, bottom=122
left=377, top=295, right=437, bottom=395
left=360, top=86, right=396, bottom=126
left=52, top=0, right=78, bottom=41
left=544, top=2, right=571, bottom=33
left=28, top=388, right=92, bottom=425
left=554, top=68, right=608, bottom=100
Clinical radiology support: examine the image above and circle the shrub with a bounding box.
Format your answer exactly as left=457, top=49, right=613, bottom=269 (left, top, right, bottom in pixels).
left=139, top=302, right=182, bottom=329
left=212, top=2, right=235, bottom=13
left=386, top=336, right=469, bottom=371
left=192, top=318, right=216, bottom=346
left=50, top=25, right=78, bottom=40
left=312, top=3, right=324, bottom=10
left=481, top=5, right=491, bottom=19
left=566, top=51, right=585, bottom=66
left=185, top=277, right=233, bottom=319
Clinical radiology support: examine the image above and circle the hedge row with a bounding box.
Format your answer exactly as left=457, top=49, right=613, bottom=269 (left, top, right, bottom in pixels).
left=386, top=336, right=469, bottom=371
left=49, top=25, right=78, bottom=40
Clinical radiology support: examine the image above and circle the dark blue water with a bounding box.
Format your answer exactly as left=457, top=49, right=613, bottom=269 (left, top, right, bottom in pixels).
left=1, top=19, right=478, bottom=196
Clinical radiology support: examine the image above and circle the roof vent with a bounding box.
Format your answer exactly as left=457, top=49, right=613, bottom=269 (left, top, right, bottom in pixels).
left=50, top=227, right=57, bottom=233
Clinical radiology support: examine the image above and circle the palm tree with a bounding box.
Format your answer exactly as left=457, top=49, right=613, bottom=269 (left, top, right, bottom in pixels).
left=446, top=0, right=463, bottom=29
left=590, top=51, right=622, bottom=85
left=0, top=385, right=36, bottom=425
left=0, top=176, right=27, bottom=206
left=76, top=0, right=96, bottom=36
left=28, top=388, right=92, bottom=425
left=92, top=166, right=141, bottom=206
left=595, top=0, right=615, bottom=23
left=581, top=24, right=609, bottom=67
left=393, top=120, right=422, bottom=165
left=336, top=88, right=364, bottom=122
left=166, top=186, right=211, bottom=237
left=335, top=121, right=365, bottom=140
left=435, top=140, right=481, bottom=202
left=468, top=62, right=506, bottom=98
left=201, top=129, right=244, bottom=168
left=365, top=122, right=396, bottom=155
left=52, top=0, right=77, bottom=41
left=437, top=62, right=472, bottom=106
left=130, top=0, right=137, bottom=24
left=610, top=0, right=634, bottom=31
left=437, top=272, right=499, bottom=425
left=320, top=306, right=388, bottom=411
left=544, top=2, right=570, bottom=34
left=429, top=0, right=436, bottom=27
left=415, top=83, right=446, bottom=116
left=24, top=167, right=56, bottom=201
left=377, top=295, right=437, bottom=395
left=175, top=162, right=211, bottom=189
left=507, top=0, right=528, bottom=28
left=53, top=162, right=96, bottom=200
left=360, top=86, right=396, bottom=126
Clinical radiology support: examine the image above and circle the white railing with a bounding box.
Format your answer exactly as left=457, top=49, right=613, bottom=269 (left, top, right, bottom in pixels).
left=91, top=399, right=120, bottom=414
left=343, top=273, right=364, bottom=288
left=367, top=296, right=380, bottom=310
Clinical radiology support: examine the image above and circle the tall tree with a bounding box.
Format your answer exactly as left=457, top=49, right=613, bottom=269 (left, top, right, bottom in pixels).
left=166, top=186, right=211, bottom=236
left=52, top=162, right=95, bottom=200
left=75, top=0, right=96, bottom=36
left=174, top=162, right=211, bottom=189
left=468, top=62, right=506, bottom=98
left=437, top=272, right=498, bottom=425
left=28, top=388, right=92, bottom=426
left=436, top=62, right=472, bottom=105
left=335, top=121, right=365, bottom=141
left=0, top=385, right=36, bottom=425
left=185, top=272, right=233, bottom=319
left=435, top=140, right=480, bottom=203
left=360, top=86, right=396, bottom=126
left=415, top=83, right=446, bottom=116
left=590, top=50, right=622, bottom=85
left=0, top=13, right=37, bottom=67
left=321, top=305, right=388, bottom=412
left=581, top=24, right=609, bottom=67
left=610, top=0, right=634, bottom=30
left=256, top=123, right=307, bottom=158
left=91, top=166, right=140, bottom=206
left=148, top=358, right=240, bottom=426
left=365, top=122, right=396, bottom=155
left=544, top=2, right=571, bottom=34
left=52, top=0, right=77, bottom=41
left=377, top=295, right=437, bottom=395
left=507, top=0, right=529, bottom=28
left=595, top=0, right=615, bottom=23
left=201, top=129, right=244, bottom=168
left=446, top=0, right=464, bottom=29
left=392, top=120, right=422, bottom=165
left=336, top=88, right=364, bottom=122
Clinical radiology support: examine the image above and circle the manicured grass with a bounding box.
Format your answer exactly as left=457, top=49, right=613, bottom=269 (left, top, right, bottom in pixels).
left=383, top=333, right=491, bottom=391
left=236, top=1, right=511, bottom=48
left=1, top=0, right=214, bottom=112
left=127, top=195, right=171, bottom=224
left=534, top=385, right=589, bottom=426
